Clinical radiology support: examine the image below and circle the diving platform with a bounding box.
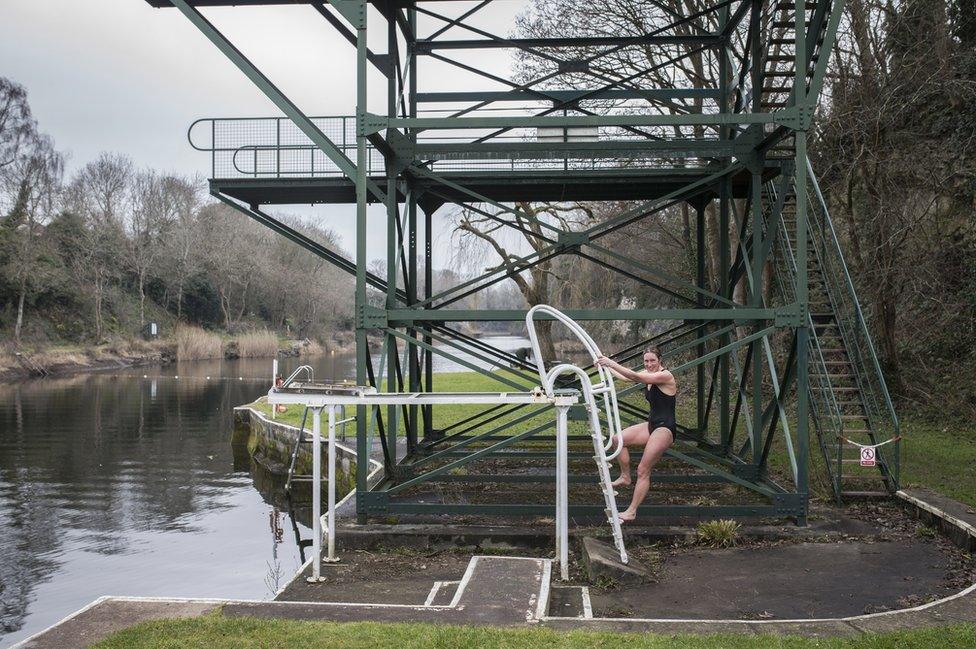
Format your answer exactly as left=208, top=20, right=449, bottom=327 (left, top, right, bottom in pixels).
left=211, top=167, right=771, bottom=207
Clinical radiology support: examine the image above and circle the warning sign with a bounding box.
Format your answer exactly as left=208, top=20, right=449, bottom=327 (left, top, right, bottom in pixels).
left=860, top=447, right=876, bottom=467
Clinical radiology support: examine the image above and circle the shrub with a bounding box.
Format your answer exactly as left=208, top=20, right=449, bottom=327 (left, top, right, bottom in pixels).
left=696, top=519, right=741, bottom=548
left=175, top=325, right=223, bottom=361
left=234, top=330, right=280, bottom=358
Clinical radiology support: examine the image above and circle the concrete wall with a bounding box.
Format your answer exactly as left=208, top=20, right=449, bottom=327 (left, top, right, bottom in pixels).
left=233, top=406, right=357, bottom=497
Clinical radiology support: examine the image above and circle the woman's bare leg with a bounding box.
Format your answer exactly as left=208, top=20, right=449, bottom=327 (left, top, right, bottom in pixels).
left=610, top=422, right=650, bottom=487
left=619, top=427, right=674, bottom=522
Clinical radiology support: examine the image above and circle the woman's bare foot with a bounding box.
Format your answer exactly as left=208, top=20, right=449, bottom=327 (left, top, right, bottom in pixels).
left=611, top=475, right=631, bottom=487
left=618, top=509, right=637, bottom=523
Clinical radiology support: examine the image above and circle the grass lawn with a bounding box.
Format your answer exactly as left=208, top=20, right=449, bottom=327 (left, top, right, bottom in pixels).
left=94, top=617, right=976, bottom=648
left=247, top=370, right=976, bottom=507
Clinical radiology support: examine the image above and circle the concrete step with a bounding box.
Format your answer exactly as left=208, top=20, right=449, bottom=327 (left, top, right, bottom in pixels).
left=582, top=537, right=652, bottom=585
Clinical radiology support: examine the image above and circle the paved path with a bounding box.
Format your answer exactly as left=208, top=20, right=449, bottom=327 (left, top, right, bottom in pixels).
left=15, top=487, right=976, bottom=647
left=15, top=555, right=976, bottom=648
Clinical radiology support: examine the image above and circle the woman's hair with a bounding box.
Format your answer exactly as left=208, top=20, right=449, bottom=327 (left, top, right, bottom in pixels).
left=644, top=346, right=663, bottom=361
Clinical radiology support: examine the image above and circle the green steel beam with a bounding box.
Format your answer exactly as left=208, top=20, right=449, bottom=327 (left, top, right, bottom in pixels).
left=415, top=89, right=721, bottom=102
left=414, top=35, right=723, bottom=51
left=376, top=111, right=792, bottom=132
left=386, top=308, right=783, bottom=322
left=410, top=139, right=738, bottom=161
left=368, top=502, right=796, bottom=519
left=388, top=421, right=556, bottom=494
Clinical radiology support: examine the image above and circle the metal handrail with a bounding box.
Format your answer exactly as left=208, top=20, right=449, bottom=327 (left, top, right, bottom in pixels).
left=805, top=158, right=899, bottom=437
left=283, top=365, right=314, bottom=387
left=525, top=305, right=625, bottom=460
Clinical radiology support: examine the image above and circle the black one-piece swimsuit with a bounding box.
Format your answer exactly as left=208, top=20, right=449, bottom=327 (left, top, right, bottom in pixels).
left=645, top=384, right=676, bottom=436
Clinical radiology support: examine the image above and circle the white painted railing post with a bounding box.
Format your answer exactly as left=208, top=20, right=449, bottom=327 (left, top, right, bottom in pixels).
left=555, top=405, right=570, bottom=580
left=307, top=406, right=326, bottom=582
left=271, top=358, right=279, bottom=420
left=325, top=404, right=340, bottom=564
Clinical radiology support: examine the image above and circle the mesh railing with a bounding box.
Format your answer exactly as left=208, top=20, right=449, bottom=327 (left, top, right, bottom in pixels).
left=188, top=115, right=723, bottom=180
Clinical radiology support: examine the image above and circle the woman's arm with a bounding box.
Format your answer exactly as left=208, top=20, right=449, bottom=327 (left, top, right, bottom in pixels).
left=596, top=356, right=673, bottom=386
left=603, top=364, right=631, bottom=382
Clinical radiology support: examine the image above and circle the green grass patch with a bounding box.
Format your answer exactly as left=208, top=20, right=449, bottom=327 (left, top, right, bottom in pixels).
left=93, top=617, right=976, bottom=649
left=897, top=421, right=976, bottom=507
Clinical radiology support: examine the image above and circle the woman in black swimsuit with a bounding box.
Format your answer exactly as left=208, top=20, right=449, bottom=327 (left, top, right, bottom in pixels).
left=596, top=347, right=677, bottom=523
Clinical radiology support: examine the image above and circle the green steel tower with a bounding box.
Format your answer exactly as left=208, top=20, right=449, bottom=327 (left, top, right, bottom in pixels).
left=145, top=0, right=901, bottom=523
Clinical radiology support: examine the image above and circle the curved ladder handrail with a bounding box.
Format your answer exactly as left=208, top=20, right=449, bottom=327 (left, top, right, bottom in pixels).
left=283, top=365, right=314, bottom=387
left=525, top=305, right=624, bottom=460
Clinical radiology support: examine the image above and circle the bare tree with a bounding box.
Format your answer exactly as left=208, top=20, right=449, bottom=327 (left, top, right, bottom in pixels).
left=160, top=176, right=202, bottom=320
left=453, top=202, right=591, bottom=360
left=0, top=134, right=64, bottom=343
left=0, top=77, right=36, bottom=181
left=65, top=153, right=133, bottom=340
left=814, top=0, right=976, bottom=398
left=127, top=172, right=197, bottom=328
left=514, top=0, right=731, bottom=293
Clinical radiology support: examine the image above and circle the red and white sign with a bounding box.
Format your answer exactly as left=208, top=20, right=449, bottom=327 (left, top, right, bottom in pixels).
left=860, top=447, right=876, bottom=467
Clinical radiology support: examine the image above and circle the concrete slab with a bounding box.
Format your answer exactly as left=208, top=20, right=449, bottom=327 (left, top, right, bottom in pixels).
left=15, top=599, right=216, bottom=649
left=927, top=589, right=976, bottom=622
left=227, top=555, right=550, bottom=627
left=582, top=537, right=652, bottom=585
left=275, top=546, right=472, bottom=604
left=428, top=581, right=460, bottom=607
left=590, top=541, right=953, bottom=619
left=453, top=556, right=548, bottom=625
left=548, top=586, right=586, bottom=618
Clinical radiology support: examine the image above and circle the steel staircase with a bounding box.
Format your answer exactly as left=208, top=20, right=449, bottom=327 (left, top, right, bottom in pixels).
left=759, top=0, right=835, bottom=159
left=765, top=162, right=901, bottom=503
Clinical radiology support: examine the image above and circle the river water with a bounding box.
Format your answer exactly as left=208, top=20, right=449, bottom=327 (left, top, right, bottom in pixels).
left=0, top=336, right=530, bottom=647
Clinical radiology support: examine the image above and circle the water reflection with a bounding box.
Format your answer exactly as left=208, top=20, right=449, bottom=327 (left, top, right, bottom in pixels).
left=0, top=355, right=351, bottom=648
left=0, top=337, right=529, bottom=647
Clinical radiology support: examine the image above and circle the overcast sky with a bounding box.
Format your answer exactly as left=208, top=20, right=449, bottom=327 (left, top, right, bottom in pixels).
left=0, top=1, right=528, bottom=264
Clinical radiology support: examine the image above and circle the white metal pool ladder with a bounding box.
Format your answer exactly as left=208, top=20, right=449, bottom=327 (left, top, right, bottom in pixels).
left=526, top=305, right=628, bottom=565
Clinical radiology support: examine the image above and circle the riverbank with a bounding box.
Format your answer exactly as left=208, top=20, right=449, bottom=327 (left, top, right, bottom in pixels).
left=0, top=340, right=171, bottom=382
left=0, top=331, right=356, bottom=383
